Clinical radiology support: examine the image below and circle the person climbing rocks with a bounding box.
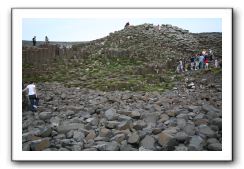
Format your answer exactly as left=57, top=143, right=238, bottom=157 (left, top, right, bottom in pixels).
left=32, top=36, right=36, bottom=46
left=22, top=81, right=39, bottom=112
left=124, top=22, right=130, bottom=28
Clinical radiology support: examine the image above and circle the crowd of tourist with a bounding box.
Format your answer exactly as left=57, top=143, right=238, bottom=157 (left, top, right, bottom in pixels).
left=176, top=49, right=221, bottom=73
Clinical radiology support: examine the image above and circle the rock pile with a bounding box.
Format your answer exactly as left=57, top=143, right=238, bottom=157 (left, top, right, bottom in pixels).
left=22, top=23, right=222, bottom=84
left=22, top=70, right=222, bottom=151
left=72, top=24, right=201, bottom=69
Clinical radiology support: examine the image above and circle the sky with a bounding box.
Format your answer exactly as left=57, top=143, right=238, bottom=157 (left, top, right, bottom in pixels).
left=22, top=18, right=222, bottom=42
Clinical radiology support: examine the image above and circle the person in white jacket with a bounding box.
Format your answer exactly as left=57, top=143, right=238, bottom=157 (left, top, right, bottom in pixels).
left=22, top=81, right=39, bottom=112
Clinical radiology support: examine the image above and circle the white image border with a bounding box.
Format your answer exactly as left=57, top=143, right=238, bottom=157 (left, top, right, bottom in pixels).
left=12, top=8, right=232, bottom=161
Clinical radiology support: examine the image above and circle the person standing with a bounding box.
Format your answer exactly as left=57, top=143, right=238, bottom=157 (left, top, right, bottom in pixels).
left=32, top=36, right=36, bottom=46
left=45, top=36, right=49, bottom=45
left=179, top=60, right=184, bottom=73
left=204, top=55, right=209, bottom=70
left=195, top=54, right=200, bottom=70
left=124, top=22, right=130, bottom=28
left=190, top=55, right=195, bottom=70
left=215, top=58, right=218, bottom=68
left=199, top=54, right=205, bottom=69
left=22, top=81, right=39, bottom=112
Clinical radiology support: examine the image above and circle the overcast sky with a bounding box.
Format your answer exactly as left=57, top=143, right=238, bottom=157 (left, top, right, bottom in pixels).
left=22, top=18, right=222, bottom=42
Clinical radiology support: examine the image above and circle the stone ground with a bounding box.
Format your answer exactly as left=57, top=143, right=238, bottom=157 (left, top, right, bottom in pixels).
left=22, top=68, right=222, bottom=151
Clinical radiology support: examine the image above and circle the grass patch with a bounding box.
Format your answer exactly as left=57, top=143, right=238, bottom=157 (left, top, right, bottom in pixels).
left=23, top=55, right=177, bottom=92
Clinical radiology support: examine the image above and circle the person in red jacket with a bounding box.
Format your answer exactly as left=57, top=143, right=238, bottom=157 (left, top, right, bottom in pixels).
left=204, top=55, right=209, bottom=70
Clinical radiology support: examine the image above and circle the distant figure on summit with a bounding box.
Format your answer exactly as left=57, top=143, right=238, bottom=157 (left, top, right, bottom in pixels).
left=45, top=36, right=49, bottom=45
left=124, top=22, right=130, bottom=28
left=32, top=36, right=36, bottom=46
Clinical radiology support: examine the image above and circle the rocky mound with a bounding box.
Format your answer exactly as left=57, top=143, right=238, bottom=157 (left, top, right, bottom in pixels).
left=72, top=24, right=201, bottom=69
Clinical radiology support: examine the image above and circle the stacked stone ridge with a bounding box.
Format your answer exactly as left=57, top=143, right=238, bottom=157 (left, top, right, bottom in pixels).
left=23, top=23, right=222, bottom=80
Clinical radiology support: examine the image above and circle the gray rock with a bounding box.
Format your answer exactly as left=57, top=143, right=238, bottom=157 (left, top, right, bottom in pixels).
left=175, top=132, right=189, bottom=142
left=208, top=143, right=222, bottom=151
left=188, top=105, right=200, bottom=113
left=86, top=117, right=98, bottom=126
left=50, top=117, right=61, bottom=127
left=130, top=111, right=141, bottom=119
left=105, top=121, right=120, bottom=129
left=85, top=130, right=96, bottom=141
left=61, top=93, right=66, bottom=100
left=175, top=144, right=188, bottom=151
left=104, top=108, right=118, bottom=120
left=140, top=135, right=156, bottom=150
left=152, top=128, right=162, bottom=135
left=206, top=111, right=219, bottom=119
left=133, top=120, right=147, bottom=130
left=60, top=139, right=75, bottom=147
left=111, top=134, right=126, bottom=143
left=207, top=138, right=219, bottom=145
left=211, top=118, right=222, bottom=129
left=59, top=148, right=70, bottom=151
left=118, top=115, right=132, bottom=122
left=159, top=114, right=169, bottom=123
left=54, top=134, right=66, bottom=140
left=22, top=132, right=33, bottom=142
left=183, top=124, right=196, bottom=136
left=188, top=136, right=204, bottom=151
left=66, top=130, right=74, bottom=139
left=194, top=119, right=209, bottom=126
left=95, top=142, right=120, bottom=151
left=73, top=131, right=85, bottom=142
left=117, top=121, right=131, bottom=130
left=198, top=125, right=216, bottom=138
left=168, top=117, right=178, bottom=127
left=32, top=120, right=45, bottom=127
left=202, top=104, right=220, bottom=113
left=94, top=136, right=110, bottom=142
left=177, top=118, right=186, bottom=129
left=82, top=148, right=97, bottom=151
left=23, top=142, right=31, bottom=151
left=39, top=112, right=52, bottom=120
left=166, top=110, right=176, bottom=117
left=128, top=132, right=140, bottom=144
left=194, top=113, right=205, bottom=120
left=163, top=127, right=179, bottom=135
left=57, top=123, right=86, bottom=134
left=157, top=132, right=173, bottom=146
left=143, top=113, right=159, bottom=128
left=176, top=114, right=188, bottom=121
left=72, top=143, right=84, bottom=151
left=120, top=143, right=138, bottom=151
left=39, top=127, right=52, bottom=137
left=99, top=128, right=111, bottom=137
left=139, top=146, right=151, bottom=151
